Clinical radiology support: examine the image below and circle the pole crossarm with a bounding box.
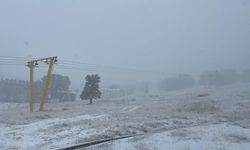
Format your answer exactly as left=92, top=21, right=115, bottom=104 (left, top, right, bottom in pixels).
left=26, top=56, right=57, bottom=112
left=27, top=56, right=57, bottom=66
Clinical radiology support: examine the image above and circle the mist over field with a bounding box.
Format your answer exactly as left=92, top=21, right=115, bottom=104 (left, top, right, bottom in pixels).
left=0, top=0, right=250, bottom=88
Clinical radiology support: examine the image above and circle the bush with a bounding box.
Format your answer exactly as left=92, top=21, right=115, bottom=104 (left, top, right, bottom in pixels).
left=183, top=100, right=221, bottom=113
left=199, top=69, right=239, bottom=86
left=242, top=69, right=250, bottom=83
left=158, top=74, right=195, bottom=91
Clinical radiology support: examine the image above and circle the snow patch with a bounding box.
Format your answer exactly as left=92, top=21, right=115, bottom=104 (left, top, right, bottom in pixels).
left=0, top=114, right=105, bottom=149
left=112, top=124, right=250, bottom=150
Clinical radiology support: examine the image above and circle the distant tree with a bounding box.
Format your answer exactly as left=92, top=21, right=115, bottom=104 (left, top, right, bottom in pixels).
left=158, top=74, right=195, bottom=91
left=42, top=74, right=71, bottom=101
left=80, top=74, right=101, bottom=104
left=242, top=69, right=250, bottom=83
left=0, top=79, right=29, bottom=102
left=199, top=69, right=239, bottom=86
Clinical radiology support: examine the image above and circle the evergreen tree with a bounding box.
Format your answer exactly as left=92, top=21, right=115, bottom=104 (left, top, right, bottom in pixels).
left=80, top=74, right=101, bottom=104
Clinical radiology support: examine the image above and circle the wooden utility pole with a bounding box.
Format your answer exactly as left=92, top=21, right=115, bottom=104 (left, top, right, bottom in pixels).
left=27, top=61, right=37, bottom=112
left=26, top=56, right=57, bottom=112
left=39, top=57, right=56, bottom=111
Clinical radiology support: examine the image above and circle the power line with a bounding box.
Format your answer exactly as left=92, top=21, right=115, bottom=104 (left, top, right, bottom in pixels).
left=0, top=55, right=30, bottom=59
left=0, top=55, right=166, bottom=75
left=60, top=59, right=165, bottom=74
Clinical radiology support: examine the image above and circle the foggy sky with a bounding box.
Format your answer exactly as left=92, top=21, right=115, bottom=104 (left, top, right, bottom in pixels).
left=0, top=0, right=250, bottom=89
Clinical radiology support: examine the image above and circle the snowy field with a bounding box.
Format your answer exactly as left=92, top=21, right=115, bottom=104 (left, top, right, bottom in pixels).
left=1, top=83, right=250, bottom=150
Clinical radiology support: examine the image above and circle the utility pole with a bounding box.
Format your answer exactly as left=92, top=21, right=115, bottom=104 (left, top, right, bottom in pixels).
left=39, top=57, right=57, bottom=111
left=26, top=56, right=57, bottom=112
left=27, top=61, right=38, bottom=112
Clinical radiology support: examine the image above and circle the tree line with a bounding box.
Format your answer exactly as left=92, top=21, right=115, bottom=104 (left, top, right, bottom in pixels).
left=0, top=74, right=76, bottom=103
left=1, top=69, right=249, bottom=103
left=158, top=69, right=250, bottom=91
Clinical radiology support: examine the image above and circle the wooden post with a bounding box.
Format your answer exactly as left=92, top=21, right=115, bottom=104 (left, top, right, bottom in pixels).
left=39, top=58, right=55, bottom=111
left=28, top=62, right=35, bottom=112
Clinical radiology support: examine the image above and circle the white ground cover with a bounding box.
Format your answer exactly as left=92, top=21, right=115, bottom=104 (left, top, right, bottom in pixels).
left=1, top=83, right=250, bottom=150
left=111, top=123, right=250, bottom=150
left=0, top=115, right=104, bottom=149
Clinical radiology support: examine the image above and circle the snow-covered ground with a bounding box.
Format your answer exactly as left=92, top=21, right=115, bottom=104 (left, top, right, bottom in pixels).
left=1, top=83, right=250, bottom=150
left=109, top=124, right=250, bottom=150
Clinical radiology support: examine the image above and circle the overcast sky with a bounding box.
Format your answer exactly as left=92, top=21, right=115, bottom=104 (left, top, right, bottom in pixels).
left=0, top=0, right=249, bottom=88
